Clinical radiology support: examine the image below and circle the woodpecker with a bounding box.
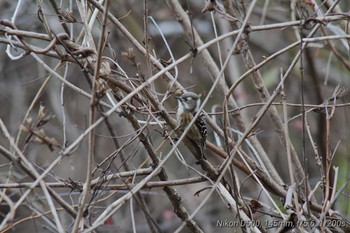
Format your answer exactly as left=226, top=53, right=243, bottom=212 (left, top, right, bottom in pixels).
left=175, top=92, right=207, bottom=151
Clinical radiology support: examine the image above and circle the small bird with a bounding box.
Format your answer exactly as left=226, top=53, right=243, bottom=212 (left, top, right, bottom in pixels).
left=175, top=92, right=207, bottom=153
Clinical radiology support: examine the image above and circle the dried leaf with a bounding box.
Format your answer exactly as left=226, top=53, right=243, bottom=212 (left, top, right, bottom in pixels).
left=38, top=105, right=45, bottom=121
left=25, top=117, right=33, bottom=124
left=37, top=105, right=55, bottom=127
left=37, top=128, right=46, bottom=138
left=20, top=124, right=29, bottom=133
left=46, top=137, right=60, bottom=148
left=33, top=136, right=44, bottom=144
left=122, top=48, right=136, bottom=62
left=99, top=61, right=111, bottom=77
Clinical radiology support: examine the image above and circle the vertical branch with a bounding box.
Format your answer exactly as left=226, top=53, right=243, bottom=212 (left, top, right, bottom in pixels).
left=299, top=21, right=311, bottom=217
left=322, top=94, right=336, bottom=211
left=72, top=0, right=109, bottom=232
left=281, top=69, right=300, bottom=215
left=222, top=98, right=246, bottom=229
left=61, top=63, right=68, bottom=149
left=143, top=0, right=152, bottom=78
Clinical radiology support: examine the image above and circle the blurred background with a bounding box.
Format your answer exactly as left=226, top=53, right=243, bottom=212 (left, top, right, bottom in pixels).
left=0, top=0, right=350, bottom=232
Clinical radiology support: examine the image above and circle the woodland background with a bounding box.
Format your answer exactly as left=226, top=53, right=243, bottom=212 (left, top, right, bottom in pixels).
left=0, top=0, right=350, bottom=232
